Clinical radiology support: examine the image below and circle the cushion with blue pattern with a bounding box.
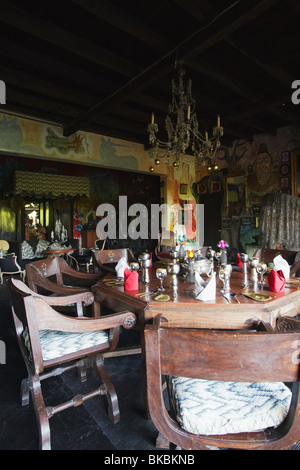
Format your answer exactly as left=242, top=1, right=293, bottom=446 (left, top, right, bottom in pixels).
left=169, top=376, right=292, bottom=435
left=35, top=239, right=50, bottom=257
left=21, top=241, right=35, bottom=259
left=24, top=328, right=108, bottom=361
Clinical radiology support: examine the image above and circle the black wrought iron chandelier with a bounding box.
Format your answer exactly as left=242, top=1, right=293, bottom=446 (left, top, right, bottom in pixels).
left=147, top=64, right=223, bottom=170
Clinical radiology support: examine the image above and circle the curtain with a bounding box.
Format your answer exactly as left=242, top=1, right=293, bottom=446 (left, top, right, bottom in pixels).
left=260, top=193, right=300, bottom=250
left=14, top=171, right=90, bottom=199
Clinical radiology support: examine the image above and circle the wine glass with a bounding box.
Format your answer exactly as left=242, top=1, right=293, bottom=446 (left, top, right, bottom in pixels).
left=219, top=264, right=232, bottom=294
left=215, top=251, right=221, bottom=267
left=257, top=263, right=267, bottom=285
left=219, top=268, right=227, bottom=293
left=156, top=268, right=167, bottom=291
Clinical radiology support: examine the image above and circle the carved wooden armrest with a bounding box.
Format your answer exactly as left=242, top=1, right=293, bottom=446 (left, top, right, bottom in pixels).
left=33, top=296, right=136, bottom=333
left=30, top=276, right=90, bottom=295
left=276, top=316, right=300, bottom=331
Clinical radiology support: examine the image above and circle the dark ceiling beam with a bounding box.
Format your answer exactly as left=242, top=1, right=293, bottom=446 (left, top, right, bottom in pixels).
left=63, top=0, right=280, bottom=136
left=226, top=38, right=294, bottom=88
left=224, top=93, right=300, bottom=127
left=0, top=38, right=115, bottom=95
left=285, top=0, right=300, bottom=18
left=0, top=0, right=140, bottom=77
left=0, top=65, right=97, bottom=108
left=6, top=88, right=86, bottom=120
left=172, top=0, right=204, bottom=22
left=70, top=0, right=173, bottom=53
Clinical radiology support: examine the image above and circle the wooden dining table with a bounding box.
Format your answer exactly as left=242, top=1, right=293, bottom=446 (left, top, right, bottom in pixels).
left=91, top=262, right=300, bottom=415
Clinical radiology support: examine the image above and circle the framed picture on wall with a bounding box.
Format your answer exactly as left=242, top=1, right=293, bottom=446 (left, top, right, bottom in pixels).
left=281, top=151, right=290, bottom=162
left=291, top=150, right=300, bottom=197
left=180, top=183, right=188, bottom=195
left=221, top=217, right=231, bottom=230
left=197, top=181, right=207, bottom=194
left=211, top=181, right=221, bottom=192
left=280, top=176, right=289, bottom=189
left=250, top=195, right=261, bottom=205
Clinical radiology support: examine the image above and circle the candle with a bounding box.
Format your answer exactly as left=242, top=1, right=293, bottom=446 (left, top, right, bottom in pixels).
left=205, top=131, right=208, bottom=141
left=188, top=249, right=194, bottom=258
left=151, top=112, right=154, bottom=124
left=217, top=115, right=220, bottom=127
left=187, top=105, right=190, bottom=120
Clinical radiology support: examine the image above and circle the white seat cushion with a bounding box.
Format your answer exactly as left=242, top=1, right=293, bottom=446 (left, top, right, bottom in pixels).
left=39, top=329, right=109, bottom=361
left=23, top=328, right=108, bottom=361
left=21, top=241, right=35, bottom=259
left=169, top=377, right=292, bottom=435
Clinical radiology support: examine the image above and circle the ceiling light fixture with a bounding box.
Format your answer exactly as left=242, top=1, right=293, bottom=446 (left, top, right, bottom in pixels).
left=147, top=62, right=223, bottom=170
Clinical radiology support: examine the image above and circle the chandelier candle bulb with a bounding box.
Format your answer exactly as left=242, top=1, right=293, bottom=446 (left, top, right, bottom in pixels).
left=187, top=105, right=191, bottom=121
left=217, top=115, right=220, bottom=127
left=151, top=113, right=154, bottom=124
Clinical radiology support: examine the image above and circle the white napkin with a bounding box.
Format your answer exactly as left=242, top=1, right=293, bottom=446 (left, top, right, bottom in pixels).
left=115, top=257, right=129, bottom=278
left=195, top=271, right=216, bottom=301
left=273, top=255, right=290, bottom=280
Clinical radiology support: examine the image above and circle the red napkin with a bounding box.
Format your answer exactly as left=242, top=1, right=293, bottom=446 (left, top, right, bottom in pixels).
left=124, top=268, right=139, bottom=291
left=268, top=269, right=285, bottom=292
left=236, top=253, right=243, bottom=267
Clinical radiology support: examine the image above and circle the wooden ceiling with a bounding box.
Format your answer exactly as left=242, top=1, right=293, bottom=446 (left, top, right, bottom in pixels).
left=0, top=0, right=300, bottom=148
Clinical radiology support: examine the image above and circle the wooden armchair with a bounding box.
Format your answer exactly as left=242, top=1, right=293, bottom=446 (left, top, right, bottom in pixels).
left=91, top=248, right=137, bottom=274
left=26, top=256, right=104, bottom=296
left=8, top=278, right=136, bottom=450
left=10, top=278, right=94, bottom=317
left=145, top=315, right=300, bottom=450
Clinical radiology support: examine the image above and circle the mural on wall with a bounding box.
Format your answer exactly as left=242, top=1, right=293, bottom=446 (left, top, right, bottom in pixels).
left=247, top=143, right=280, bottom=196
left=0, top=112, right=200, bottom=246
left=99, top=137, right=139, bottom=170
left=0, top=115, right=39, bottom=154
left=199, top=125, right=300, bottom=253
left=44, top=127, right=90, bottom=155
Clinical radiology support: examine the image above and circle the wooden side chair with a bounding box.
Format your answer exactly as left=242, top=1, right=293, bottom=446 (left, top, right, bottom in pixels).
left=26, top=256, right=104, bottom=295
left=91, top=248, right=137, bottom=274
left=8, top=278, right=136, bottom=450
left=0, top=253, right=26, bottom=284
left=145, top=315, right=300, bottom=450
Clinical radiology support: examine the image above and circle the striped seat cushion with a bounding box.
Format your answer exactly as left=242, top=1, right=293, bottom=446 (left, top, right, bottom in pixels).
left=24, top=328, right=108, bottom=361
left=169, top=377, right=292, bottom=435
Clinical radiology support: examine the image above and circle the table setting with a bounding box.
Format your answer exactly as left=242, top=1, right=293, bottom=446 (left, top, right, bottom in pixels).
left=98, top=238, right=300, bottom=307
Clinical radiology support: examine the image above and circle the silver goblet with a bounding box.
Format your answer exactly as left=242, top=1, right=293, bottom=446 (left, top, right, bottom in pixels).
left=219, top=264, right=232, bottom=295
left=257, top=262, right=267, bottom=286
left=156, top=267, right=167, bottom=291
left=240, top=253, right=249, bottom=274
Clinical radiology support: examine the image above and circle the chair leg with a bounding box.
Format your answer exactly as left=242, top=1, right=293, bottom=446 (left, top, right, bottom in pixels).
left=20, top=377, right=30, bottom=406
left=156, top=431, right=170, bottom=449
left=30, top=375, right=51, bottom=450
left=93, top=354, right=120, bottom=424
left=77, top=359, right=87, bottom=383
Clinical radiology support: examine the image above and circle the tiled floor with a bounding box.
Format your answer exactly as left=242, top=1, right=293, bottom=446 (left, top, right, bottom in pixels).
left=0, top=282, right=158, bottom=450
